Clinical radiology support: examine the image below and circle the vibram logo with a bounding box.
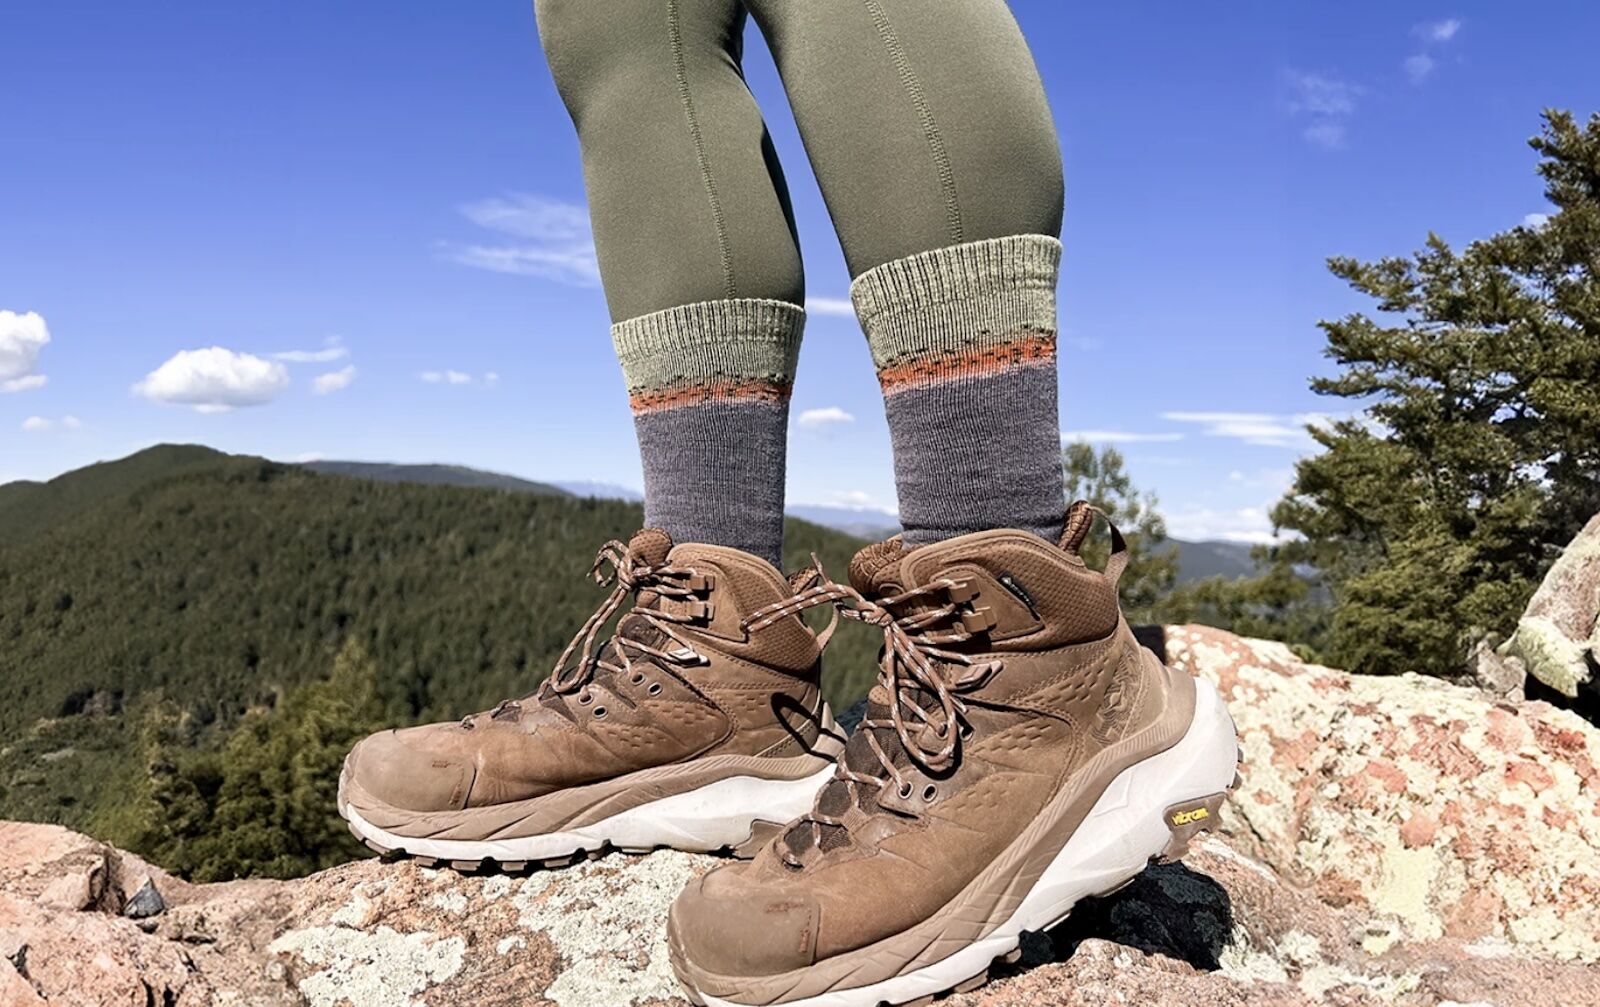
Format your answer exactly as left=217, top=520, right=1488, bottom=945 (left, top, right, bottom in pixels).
left=1169, top=807, right=1210, bottom=827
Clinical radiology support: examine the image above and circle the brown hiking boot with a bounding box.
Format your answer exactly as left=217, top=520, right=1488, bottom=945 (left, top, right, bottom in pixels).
left=668, top=503, right=1239, bottom=1005
left=337, top=529, right=845, bottom=869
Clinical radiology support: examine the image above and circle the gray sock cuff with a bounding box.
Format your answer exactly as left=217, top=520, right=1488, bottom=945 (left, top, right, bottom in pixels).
left=849, top=235, right=1062, bottom=371
left=611, top=298, right=805, bottom=395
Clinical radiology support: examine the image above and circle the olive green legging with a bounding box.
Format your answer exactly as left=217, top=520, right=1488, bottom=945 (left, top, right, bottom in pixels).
left=534, top=0, right=1063, bottom=321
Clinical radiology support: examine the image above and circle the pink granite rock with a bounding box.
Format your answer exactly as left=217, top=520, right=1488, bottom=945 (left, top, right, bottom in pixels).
left=1166, top=625, right=1600, bottom=961
left=2, top=627, right=1598, bottom=1006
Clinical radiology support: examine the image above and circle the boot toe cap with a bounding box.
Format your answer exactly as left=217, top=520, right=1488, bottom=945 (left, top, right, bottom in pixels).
left=345, top=727, right=474, bottom=813
left=669, top=865, right=819, bottom=978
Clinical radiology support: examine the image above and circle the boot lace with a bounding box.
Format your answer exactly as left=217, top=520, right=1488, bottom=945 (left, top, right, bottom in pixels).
left=464, top=539, right=711, bottom=727
left=742, top=566, right=1000, bottom=866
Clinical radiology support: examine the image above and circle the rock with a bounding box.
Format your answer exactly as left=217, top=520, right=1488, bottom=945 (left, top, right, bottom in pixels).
left=123, top=876, right=166, bottom=918
left=1499, top=511, right=1600, bottom=698
left=1168, top=625, right=1600, bottom=962
left=2, top=627, right=1598, bottom=1006
left=1469, top=634, right=1527, bottom=700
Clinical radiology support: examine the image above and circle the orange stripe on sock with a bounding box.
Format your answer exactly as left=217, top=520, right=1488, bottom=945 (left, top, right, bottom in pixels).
left=876, top=333, right=1056, bottom=396
left=629, top=378, right=792, bottom=414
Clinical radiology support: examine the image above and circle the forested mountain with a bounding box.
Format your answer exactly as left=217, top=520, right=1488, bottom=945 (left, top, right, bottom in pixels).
left=0, top=449, right=876, bottom=879
left=0, top=444, right=229, bottom=547
left=1170, top=539, right=1257, bottom=583
left=301, top=460, right=568, bottom=496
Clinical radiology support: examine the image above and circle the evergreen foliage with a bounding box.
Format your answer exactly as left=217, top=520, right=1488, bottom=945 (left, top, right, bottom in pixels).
left=0, top=450, right=878, bottom=876
left=1228, top=110, right=1600, bottom=676
left=1061, top=442, right=1179, bottom=623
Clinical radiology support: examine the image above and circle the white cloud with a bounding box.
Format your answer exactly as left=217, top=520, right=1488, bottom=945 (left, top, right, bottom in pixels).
left=21, top=415, right=81, bottom=433
left=134, top=346, right=290, bottom=413
left=295, top=451, right=326, bottom=463
left=484, top=371, right=501, bottom=385
left=2, top=374, right=48, bottom=393
left=312, top=365, right=356, bottom=395
left=1062, top=429, right=1185, bottom=445
left=447, top=194, right=599, bottom=286
left=420, top=370, right=474, bottom=385
left=1285, top=72, right=1360, bottom=150
left=1523, top=212, right=1551, bottom=229
left=1406, top=18, right=1460, bottom=84
left=797, top=406, right=855, bottom=429
left=825, top=490, right=897, bottom=514
left=449, top=245, right=601, bottom=284
left=1164, top=505, right=1281, bottom=545
left=274, top=340, right=349, bottom=364
left=1302, top=122, right=1347, bottom=150
left=1, top=310, right=50, bottom=393
left=805, top=297, right=855, bottom=318
left=461, top=193, right=590, bottom=240
left=1404, top=53, right=1436, bottom=83
left=1161, top=411, right=1330, bottom=449
left=1286, top=72, right=1359, bottom=118
left=1416, top=18, right=1461, bottom=42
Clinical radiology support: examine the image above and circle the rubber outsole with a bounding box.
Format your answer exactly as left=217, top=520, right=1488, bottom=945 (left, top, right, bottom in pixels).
left=344, top=814, right=791, bottom=873
left=679, top=679, right=1242, bottom=1007
left=339, top=766, right=833, bottom=873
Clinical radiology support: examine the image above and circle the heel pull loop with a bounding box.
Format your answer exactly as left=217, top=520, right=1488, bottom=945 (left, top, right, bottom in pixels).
left=751, top=555, right=841, bottom=649
left=1063, top=500, right=1129, bottom=589
left=806, top=553, right=842, bottom=649
left=1101, top=512, right=1130, bottom=588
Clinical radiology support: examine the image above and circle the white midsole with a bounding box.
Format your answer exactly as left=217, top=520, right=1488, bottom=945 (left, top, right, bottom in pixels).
left=343, top=765, right=836, bottom=862
left=701, top=679, right=1240, bottom=1007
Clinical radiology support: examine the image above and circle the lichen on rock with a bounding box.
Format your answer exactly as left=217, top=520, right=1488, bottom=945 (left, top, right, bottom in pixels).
left=5, top=627, right=1600, bottom=1006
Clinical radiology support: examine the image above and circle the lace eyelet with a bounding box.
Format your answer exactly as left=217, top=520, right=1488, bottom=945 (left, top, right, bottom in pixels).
left=921, top=784, right=937, bottom=803
left=958, top=722, right=974, bottom=740
left=647, top=682, right=663, bottom=696
left=577, top=693, right=593, bottom=706
left=592, top=706, right=608, bottom=719
left=896, top=781, right=913, bottom=800
left=630, top=672, right=646, bottom=685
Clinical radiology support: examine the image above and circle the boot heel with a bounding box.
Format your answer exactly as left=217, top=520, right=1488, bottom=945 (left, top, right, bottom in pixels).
left=1154, top=791, right=1229, bottom=863
left=728, top=819, right=788, bottom=859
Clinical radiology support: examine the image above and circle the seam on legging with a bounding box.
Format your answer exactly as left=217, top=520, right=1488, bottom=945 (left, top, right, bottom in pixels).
left=861, top=0, right=962, bottom=246
left=668, top=0, right=739, bottom=300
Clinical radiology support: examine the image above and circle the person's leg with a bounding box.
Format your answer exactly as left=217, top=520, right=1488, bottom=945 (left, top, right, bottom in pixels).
left=536, top=0, right=806, bottom=567
left=337, top=2, right=851, bottom=866
left=746, top=0, right=1066, bottom=546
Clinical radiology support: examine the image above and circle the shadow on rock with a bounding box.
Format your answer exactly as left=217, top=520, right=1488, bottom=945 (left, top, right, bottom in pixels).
left=1010, top=862, right=1235, bottom=975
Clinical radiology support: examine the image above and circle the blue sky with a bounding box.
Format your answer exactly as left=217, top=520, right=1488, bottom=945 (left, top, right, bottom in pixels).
left=3, top=2, right=1595, bottom=542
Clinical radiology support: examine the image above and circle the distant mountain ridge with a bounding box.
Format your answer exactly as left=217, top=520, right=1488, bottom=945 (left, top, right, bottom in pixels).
left=785, top=504, right=902, bottom=541
left=301, top=460, right=567, bottom=496
left=553, top=480, right=644, bottom=502
left=0, top=445, right=880, bottom=875
left=4, top=446, right=1261, bottom=582
left=0, top=444, right=230, bottom=547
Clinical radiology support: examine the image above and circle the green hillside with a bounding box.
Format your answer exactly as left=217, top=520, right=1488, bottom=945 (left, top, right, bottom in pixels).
left=301, top=460, right=569, bottom=496
left=0, top=444, right=230, bottom=547
left=1170, top=539, right=1258, bottom=583
left=0, top=451, right=876, bottom=878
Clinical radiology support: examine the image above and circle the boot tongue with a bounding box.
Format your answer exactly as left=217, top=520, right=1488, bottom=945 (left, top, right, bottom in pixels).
left=847, top=536, right=909, bottom=595
left=616, top=527, right=675, bottom=638
left=628, top=527, right=673, bottom=567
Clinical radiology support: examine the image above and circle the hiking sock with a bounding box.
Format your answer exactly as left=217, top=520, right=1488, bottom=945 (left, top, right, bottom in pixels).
left=613, top=298, right=803, bottom=568
left=851, top=234, right=1066, bottom=546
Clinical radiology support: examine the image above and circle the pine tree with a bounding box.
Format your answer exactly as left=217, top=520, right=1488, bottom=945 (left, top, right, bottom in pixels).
left=1061, top=442, right=1179, bottom=622
left=1268, top=109, right=1600, bottom=677
left=194, top=639, right=388, bottom=880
